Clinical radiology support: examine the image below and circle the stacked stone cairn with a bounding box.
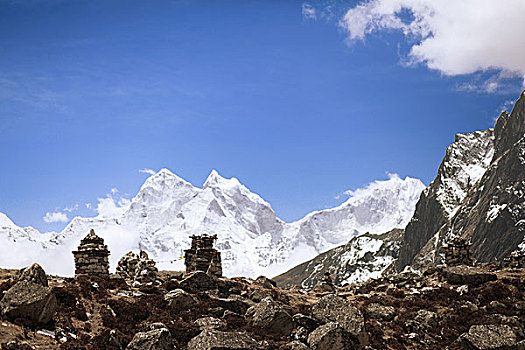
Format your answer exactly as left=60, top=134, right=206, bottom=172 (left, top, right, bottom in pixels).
left=72, top=229, right=110, bottom=278
left=502, top=250, right=525, bottom=268
left=444, top=237, right=473, bottom=266
left=116, top=250, right=158, bottom=284
left=184, top=234, right=222, bottom=277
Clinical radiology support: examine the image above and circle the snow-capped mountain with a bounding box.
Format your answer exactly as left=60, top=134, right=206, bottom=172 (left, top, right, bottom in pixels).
left=0, top=170, right=425, bottom=278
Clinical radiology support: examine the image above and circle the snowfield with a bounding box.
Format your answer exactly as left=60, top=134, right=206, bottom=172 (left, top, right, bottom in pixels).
left=0, top=169, right=425, bottom=278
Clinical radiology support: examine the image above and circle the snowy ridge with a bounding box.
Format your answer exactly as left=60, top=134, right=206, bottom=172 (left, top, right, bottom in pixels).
left=0, top=169, right=425, bottom=278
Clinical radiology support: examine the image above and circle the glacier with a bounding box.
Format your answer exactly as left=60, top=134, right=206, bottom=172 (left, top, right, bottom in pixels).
left=0, top=169, right=425, bottom=278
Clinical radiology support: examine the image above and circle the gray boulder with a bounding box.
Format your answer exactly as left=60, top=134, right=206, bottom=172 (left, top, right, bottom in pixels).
left=0, top=281, right=57, bottom=325
left=312, top=295, right=364, bottom=340
left=164, top=289, right=197, bottom=310
left=187, top=330, right=264, bottom=350
left=16, top=263, right=48, bottom=287
left=195, top=317, right=227, bottom=331
left=180, top=271, right=217, bottom=293
left=308, top=322, right=355, bottom=350
left=280, top=341, right=310, bottom=350
left=365, top=303, right=395, bottom=321
left=444, top=266, right=497, bottom=285
left=126, top=324, right=174, bottom=350
left=247, top=297, right=293, bottom=336
left=254, top=276, right=276, bottom=289
left=460, top=324, right=517, bottom=350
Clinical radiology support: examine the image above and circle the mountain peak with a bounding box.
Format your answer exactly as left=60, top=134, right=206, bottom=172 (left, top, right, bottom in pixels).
left=203, top=169, right=240, bottom=189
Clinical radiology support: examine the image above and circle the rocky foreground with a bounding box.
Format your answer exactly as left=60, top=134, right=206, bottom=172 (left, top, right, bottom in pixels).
left=0, top=264, right=523, bottom=349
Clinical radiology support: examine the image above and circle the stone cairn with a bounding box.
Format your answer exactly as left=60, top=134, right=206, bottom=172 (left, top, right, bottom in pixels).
left=184, top=234, right=222, bottom=277
left=444, top=237, right=473, bottom=266
left=116, top=250, right=158, bottom=284
left=502, top=250, right=525, bottom=268
left=72, top=229, right=110, bottom=278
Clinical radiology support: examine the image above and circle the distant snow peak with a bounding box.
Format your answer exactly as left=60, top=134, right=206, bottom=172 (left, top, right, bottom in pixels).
left=0, top=169, right=425, bottom=278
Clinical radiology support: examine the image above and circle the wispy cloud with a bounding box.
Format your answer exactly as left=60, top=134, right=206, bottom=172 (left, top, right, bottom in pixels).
left=139, top=168, right=156, bottom=176
left=63, top=204, right=79, bottom=213
left=339, top=0, right=525, bottom=93
left=302, top=3, right=317, bottom=20
left=43, top=211, right=69, bottom=223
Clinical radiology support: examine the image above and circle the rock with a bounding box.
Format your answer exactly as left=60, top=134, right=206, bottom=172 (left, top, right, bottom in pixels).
left=280, top=340, right=310, bottom=350
left=108, top=330, right=123, bottom=350
left=444, top=266, right=497, bottom=285
left=180, top=271, right=217, bottom=293
left=247, top=297, right=293, bottom=336
left=249, top=289, right=271, bottom=303
left=312, top=281, right=336, bottom=293
left=208, top=295, right=252, bottom=314
left=1, top=341, right=34, bottom=350
left=187, top=330, right=264, bottom=350
left=126, top=324, right=174, bottom=350
left=460, top=324, right=517, bottom=350
left=195, top=317, right=227, bottom=331
left=293, top=313, right=320, bottom=331
left=223, top=310, right=245, bottom=324
left=117, top=251, right=158, bottom=284
left=312, top=295, right=365, bottom=340
left=308, top=322, right=355, bottom=350
left=16, top=263, right=48, bottom=287
left=254, top=276, right=276, bottom=289
left=0, top=281, right=57, bottom=325
left=164, top=289, right=197, bottom=310
left=414, top=310, right=439, bottom=329
left=365, top=303, right=395, bottom=321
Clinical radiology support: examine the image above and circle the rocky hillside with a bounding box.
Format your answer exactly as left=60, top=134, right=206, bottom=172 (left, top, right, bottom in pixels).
left=274, top=229, right=403, bottom=289
left=0, top=262, right=524, bottom=349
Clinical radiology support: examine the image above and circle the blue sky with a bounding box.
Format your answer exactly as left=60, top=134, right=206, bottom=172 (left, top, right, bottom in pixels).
left=0, top=0, right=523, bottom=232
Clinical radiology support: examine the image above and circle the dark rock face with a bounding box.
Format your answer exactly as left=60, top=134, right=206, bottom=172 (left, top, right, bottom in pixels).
left=460, top=324, right=517, bottom=350
left=444, top=266, right=497, bottom=285
left=180, top=271, right=217, bottom=293
left=0, top=281, right=56, bottom=325
left=396, top=128, right=495, bottom=271
left=16, top=263, right=48, bottom=287
left=164, top=289, right=197, bottom=310
left=126, top=324, right=174, bottom=350
left=246, top=297, right=293, bottom=336
left=186, top=330, right=264, bottom=350
left=311, top=295, right=364, bottom=340
left=308, top=322, right=355, bottom=350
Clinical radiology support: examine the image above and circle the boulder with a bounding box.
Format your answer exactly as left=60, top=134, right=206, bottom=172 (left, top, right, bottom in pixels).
left=187, top=330, right=264, bottom=350
left=195, top=317, right=227, bottom=331
left=247, top=297, right=293, bottom=336
left=1, top=341, right=34, bottom=350
left=293, top=313, right=320, bottom=332
left=414, top=310, right=439, bottom=329
left=0, top=281, right=57, bottom=325
left=126, top=324, right=174, bottom=350
left=312, top=281, right=336, bottom=293
left=308, top=322, right=355, bottom=350
left=16, top=263, right=48, bottom=287
left=254, top=276, right=276, bottom=289
left=180, top=271, right=217, bottom=293
left=460, top=324, right=517, bottom=350
left=365, top=303, right=395, bottom=321
left=444, top=266, right=497, bottom=285
left=164, top=289, right=197, bottom=310
left=312, top=295, right=365, bottom=341
left=280, top=341, right=310, bottom=350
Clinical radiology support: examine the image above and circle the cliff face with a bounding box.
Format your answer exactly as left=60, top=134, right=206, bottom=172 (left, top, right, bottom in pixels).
left=409, top=91, right=525, bottom=269
left=395, top=128, right=494, bottom=270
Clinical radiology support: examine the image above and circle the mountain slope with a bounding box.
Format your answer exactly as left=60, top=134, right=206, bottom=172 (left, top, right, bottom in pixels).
left=0, top=171, right=424, bottom=278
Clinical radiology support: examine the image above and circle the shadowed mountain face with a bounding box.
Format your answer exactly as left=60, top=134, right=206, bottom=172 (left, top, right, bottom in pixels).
left=277, top=91, right=525, bottom=287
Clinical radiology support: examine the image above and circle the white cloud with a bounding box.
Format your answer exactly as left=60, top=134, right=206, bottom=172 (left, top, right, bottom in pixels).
left=302, top=3, right=317, bottom=19
left=63, top=204, right=79, bottom=213
left=96, top=188, right=131, bottom=218
left=339, top=0, right=525, bottom=91
left=139, top=168, right=156, bottom=175
left=43, top=211, right=69, bottom=223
